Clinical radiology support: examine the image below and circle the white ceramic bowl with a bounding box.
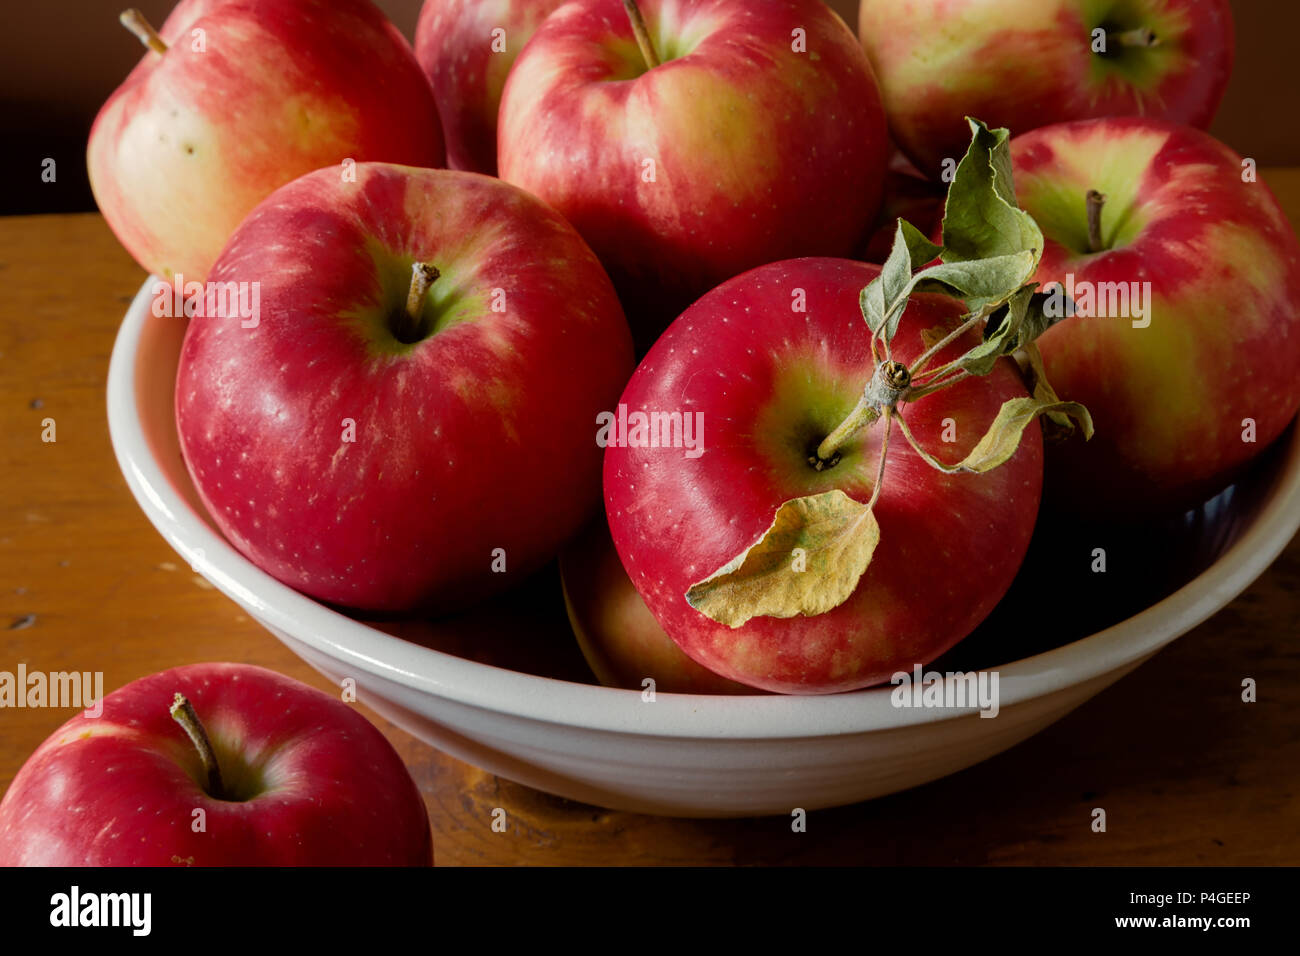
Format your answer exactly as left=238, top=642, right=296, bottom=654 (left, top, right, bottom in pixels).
left=107, top=279, right=1300, bottom=817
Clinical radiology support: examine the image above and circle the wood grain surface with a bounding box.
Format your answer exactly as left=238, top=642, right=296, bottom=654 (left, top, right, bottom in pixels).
left=2, top=177, right=1298, bottom=866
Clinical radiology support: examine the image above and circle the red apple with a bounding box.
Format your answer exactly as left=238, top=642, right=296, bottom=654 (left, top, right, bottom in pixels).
left=0, top=663, right=431, bottom=865
left=1008, top=117, right=1300, bottom=514
left=561, top=516, right=753, bottom=694
left=175, top=163, right=634, bottom=612
left=604, top=258, right=1043, bottom=694
left=858, top=0, right=1234, bottom=179
left=498, top=0, right=889, bottom=343
left=415, top=0, right=565, bottom=174
left=89, top=0, right=445, bottom=283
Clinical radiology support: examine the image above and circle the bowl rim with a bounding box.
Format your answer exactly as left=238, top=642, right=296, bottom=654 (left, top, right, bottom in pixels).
left=107, top=278, right=1300, bottom=739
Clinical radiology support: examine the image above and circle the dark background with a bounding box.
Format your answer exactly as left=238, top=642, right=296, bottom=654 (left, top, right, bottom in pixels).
left=0, top=0, right=1294, bottom=216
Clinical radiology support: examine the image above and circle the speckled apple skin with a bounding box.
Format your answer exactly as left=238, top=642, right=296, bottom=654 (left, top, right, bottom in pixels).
left=1011, top=117, right=1300, bottom=515
left=605, top=258, right=1043, bottom=694
left=89, top=0, right=445, bottom=282
left=415, top=0, right=566, bottom=174
left=0, top=663, right=433, bottom=866
left=859, top=0, right=1234, bottom=178
left=175, top=164, right=634, bottom=612
left=499, top=0, right=890, bottom=341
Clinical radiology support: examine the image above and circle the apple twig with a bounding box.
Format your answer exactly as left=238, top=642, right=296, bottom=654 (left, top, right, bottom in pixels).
left=406, top=262, right=439, bottom=323
left=120, top=9, right=168, bottom=55
left=1113, top=27, right=1159, bottom=48
left=865, top=409, right=893, bottom=512
left=909, top=308, right=989, bottom=376
left=170, top=692, right=225, bottom=800
left=622, top=0, right=661, bottom=70
left=1086, top=190, right=1106, bottom=254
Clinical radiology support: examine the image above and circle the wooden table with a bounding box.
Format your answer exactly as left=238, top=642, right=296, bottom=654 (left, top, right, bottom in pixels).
left=3, top=189, right=1299, bottom=866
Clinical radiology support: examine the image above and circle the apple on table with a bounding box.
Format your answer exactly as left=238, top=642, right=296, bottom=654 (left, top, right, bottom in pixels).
left=0, top=664, right=432, bottom=866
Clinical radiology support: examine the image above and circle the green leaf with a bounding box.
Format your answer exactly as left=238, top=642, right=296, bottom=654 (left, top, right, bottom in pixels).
left=910, top=251, right=1038, bottom=315
left=1017, top=289, right=1069, bottom=345
left=685, top=490, right=880, bottom=628
left=897, top=396, right=1094, bottom=474
left=863, top=220, right=946, bottom=341
left=864, top=248, right=1034, bottom=347
left=860, top=278, right=887, bottom=339
left=949, top=293, right=1032, bottom=378
left=1014, top=340, right=1089, bottom=438
left=941, top=118, right=1043, bottom=269
left=899, top=219, right=945, bottom=269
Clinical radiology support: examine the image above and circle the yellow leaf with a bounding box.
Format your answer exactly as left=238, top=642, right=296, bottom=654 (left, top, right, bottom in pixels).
left=898, top=396, right=1093, bottom=474
left=685, top=490, right=881, bottom=629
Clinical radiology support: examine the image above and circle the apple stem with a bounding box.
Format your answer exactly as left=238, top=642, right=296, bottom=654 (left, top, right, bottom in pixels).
left=865, top=409, right=893, bottom=511
left=813, top=394, right=878, bottom=468
left=1086, top=189, right=1106, bottom=253
left=1113, top=27, right=1159, bottom=48
left=622, top=0, right=661, bottom=70
left=170, top=692, right=225, bottom=800
left=910, top=308, right=989, bottom=377
left=401, top=262, right=440, bottom=335
left=120, top=8, right=168, bottom=55
left=813, top=361, right=912, bottom=466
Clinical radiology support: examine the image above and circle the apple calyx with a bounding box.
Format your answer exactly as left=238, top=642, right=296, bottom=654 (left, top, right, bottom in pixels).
left=170, top=692, right=226, bottom=800
left=622, top=0, right=662, bottom=70
left=686, top=118, right=1093, bottom=629
left=120, top=9, right=167, bottom=56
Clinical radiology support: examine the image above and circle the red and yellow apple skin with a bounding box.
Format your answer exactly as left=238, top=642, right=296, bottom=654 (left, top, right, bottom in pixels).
left=175, top=164, right=634, bottom=613
left=561, top=517, right=753, bottom=695
left=415, top=0, right=565, bottom=175
left=88, top=0, right=445, bottom=283
left=1010, top=118, right=1300, bottom=515
left=858, top=0, right=1234, bottom=180
left=604, top=259, right=1043, bottom=695
left=498, top=0, right=889, bottom=343
left=0, top=664, right=432, bottom=866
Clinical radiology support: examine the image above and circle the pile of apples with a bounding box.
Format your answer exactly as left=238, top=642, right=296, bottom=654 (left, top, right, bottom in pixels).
left=91, top=0, right=1300, bottom=695
left=5, top=0, right=1300, bottom=867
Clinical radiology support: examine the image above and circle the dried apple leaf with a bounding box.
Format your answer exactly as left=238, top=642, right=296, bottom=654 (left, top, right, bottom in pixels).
left=685, top=490, right=881, bottom=629
left=898, top=396, right=1094, bottom=475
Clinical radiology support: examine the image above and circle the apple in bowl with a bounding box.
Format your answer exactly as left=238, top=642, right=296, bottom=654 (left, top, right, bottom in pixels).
left=0, top=664, right=432, bottom=866
left=174, top=163, right=634, bottom=613
left=1008, top=117, right=1300, bottom=515
left=561, top=516, right=752, bottom=694
left=602, top=119, right=1097, bottom=694
left=498, top=0, right=890, bottom=343
left=415, top=0, right=566, bottom=174
left=603, top=258, right=1047, bottom=693
left=858, top=0, right=1234, bottom=180
left=89, top=0, right=445, bottom=283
